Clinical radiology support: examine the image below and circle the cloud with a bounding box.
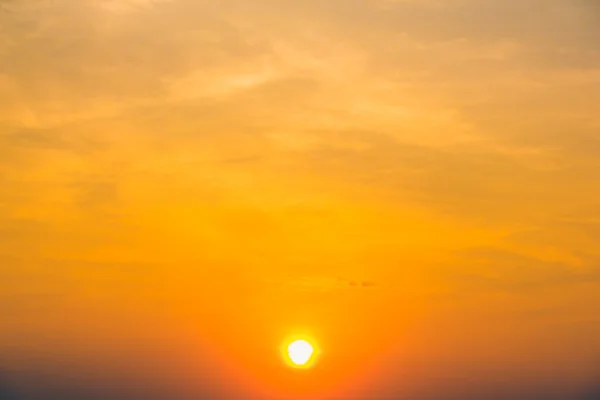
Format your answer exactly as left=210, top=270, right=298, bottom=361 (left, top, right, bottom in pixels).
left=0, top=0, right=598, bottom=288
left=271, top=275, right=378, bottom=292
left=446, top=247, right=600, bottom=294
left=1, top=1, right=600, bottom=398
left=346, top=278, right=377, bottom=288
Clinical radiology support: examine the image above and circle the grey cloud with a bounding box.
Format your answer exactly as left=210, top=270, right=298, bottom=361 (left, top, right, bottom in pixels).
left=340, top=277, right=377, bottom=288
left=67, top=174, right=121, bottom=216
left=446, top=246, right=600, bottom=294
left=0, top=0, right=270, bottom=112
left=0, top=126, right=100, bottom=153
left=504, top=220, right=600, bottom=265
left=3, top=129, right=68, bottom=149
left=292, top=129, right=599, bottom=225
left=282, top=0, right=600, bottom=73
left=379, top=0, right=600, bottom=53
left=278, top=275, right=378, bottom=292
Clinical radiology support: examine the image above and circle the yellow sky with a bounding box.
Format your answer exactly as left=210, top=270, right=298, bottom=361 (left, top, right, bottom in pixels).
left=1, top=0, right=600, bottom=398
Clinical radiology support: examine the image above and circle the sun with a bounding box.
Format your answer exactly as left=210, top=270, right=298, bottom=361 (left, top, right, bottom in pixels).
left=282, top=338, right=319, bottom=368
left=288, top=340, right=314, bottom=365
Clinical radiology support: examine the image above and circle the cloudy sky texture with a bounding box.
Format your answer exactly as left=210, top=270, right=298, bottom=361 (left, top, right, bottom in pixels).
left=1, top=0, right=600, bottom=398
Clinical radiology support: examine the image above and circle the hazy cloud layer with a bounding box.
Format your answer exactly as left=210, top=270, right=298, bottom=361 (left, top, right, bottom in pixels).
left=1, top=0, right=600, bottom=398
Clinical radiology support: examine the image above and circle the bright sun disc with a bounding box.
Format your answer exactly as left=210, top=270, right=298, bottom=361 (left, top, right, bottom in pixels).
left=287, top=339, right=314, bottom=366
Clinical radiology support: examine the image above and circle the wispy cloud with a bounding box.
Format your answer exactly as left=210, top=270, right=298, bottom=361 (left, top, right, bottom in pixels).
left=1, top=0, right=600, bottom=397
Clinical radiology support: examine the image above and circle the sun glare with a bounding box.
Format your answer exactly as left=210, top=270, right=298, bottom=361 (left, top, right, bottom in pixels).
left=283, top=338, right=318, bottom=369
left=288, top=340, right=313, bottom=365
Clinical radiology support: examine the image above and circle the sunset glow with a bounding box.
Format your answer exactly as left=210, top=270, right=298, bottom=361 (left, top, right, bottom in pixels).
left=1, top=0, right=600, bottom=399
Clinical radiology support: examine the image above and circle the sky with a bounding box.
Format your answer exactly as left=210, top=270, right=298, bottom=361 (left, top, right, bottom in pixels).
left=1, top=0, right=600, bottom=398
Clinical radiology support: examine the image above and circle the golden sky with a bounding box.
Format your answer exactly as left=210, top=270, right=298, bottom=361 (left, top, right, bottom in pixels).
left=1, top=0, right=600, bottom=398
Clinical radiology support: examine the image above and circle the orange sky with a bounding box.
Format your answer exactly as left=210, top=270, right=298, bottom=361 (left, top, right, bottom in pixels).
left=1, top=0, right=600, bottom=399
